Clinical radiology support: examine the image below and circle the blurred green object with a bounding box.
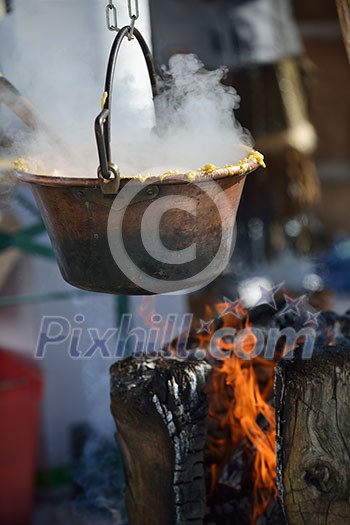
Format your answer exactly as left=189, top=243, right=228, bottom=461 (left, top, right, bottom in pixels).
left=0, top=290, right=88, bottom=308
left=0, top=221, right=54, bottom=258
left=37, top=466, right=72, bottom=489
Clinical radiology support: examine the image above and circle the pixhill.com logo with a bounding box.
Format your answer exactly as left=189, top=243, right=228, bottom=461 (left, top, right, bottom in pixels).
left=35, top=282, right=320, bottom=361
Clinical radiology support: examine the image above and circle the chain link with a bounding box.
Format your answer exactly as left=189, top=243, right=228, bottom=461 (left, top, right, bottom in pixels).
left=106, top=1, right=118, bottom=32
left=105, top=0, right=139, bottom=37
left=127, top=0, right=139, bottom=39
left=128, top=0, right=139, bottom=21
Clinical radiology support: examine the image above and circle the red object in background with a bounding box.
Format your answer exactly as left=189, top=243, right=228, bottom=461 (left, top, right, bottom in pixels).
left=0, top=350, right=43, bottom=525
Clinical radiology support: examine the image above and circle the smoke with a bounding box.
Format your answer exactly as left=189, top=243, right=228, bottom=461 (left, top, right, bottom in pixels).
left=72, top=423, right=127, bottom=523
left=0, top=6, right=251, bottom=178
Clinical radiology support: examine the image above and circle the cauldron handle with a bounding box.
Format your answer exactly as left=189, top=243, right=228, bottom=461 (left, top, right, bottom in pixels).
left=95, top=26, right=158, bottom=194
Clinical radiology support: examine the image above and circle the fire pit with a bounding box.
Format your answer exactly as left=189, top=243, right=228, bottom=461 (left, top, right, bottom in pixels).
left=108, top=299, right=350, bottom=525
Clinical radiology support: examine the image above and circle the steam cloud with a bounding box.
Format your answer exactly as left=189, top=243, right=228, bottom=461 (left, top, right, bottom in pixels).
left=1, top=11, right=251, bottom=179
left=115, top=54, right=252, bottom=177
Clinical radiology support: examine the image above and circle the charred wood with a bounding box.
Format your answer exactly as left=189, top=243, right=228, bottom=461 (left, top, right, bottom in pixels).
left=110, top=356, right=212, bottom=525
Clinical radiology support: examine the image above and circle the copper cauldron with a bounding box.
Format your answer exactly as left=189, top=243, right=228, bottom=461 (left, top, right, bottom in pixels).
left=14, top=27, right=262, bottom=295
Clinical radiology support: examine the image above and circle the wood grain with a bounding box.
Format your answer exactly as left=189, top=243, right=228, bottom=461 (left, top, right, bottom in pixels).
left=275, top=346, right=350, bottom=524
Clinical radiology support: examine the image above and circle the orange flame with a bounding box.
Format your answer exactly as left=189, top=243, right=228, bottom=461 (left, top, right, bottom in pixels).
left=141, top=297, right=278, bottom=523
left=199, top=301, right=277, bottom=524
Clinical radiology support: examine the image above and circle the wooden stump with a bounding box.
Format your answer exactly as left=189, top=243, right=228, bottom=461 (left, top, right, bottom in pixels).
left=275, top=346, right=350, bottom=524
left=110, top=356, right=212, bottom=525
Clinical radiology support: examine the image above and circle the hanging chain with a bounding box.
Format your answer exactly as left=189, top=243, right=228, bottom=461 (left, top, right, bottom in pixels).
left=127, top=0, right=139, bottom=38
left=105, top=0, right=139, bottom=39
left=106, top=0, right=118, bottom=32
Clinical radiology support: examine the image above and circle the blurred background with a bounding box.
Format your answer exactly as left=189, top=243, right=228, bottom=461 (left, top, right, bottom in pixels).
left=0, top=1, right=349, bottom=524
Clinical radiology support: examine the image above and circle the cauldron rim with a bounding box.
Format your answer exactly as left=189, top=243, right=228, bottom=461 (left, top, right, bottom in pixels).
left=14, top=151, right=263, bottom=188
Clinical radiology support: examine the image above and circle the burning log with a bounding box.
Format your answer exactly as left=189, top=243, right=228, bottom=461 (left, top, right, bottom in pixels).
left=275, top=346, right=350, bottom=524
left=110, top=356, right=212, bottom=525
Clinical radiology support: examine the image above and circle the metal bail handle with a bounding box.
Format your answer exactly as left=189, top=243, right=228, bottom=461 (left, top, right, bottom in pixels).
left=95, top=26, right=159, bottom=194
